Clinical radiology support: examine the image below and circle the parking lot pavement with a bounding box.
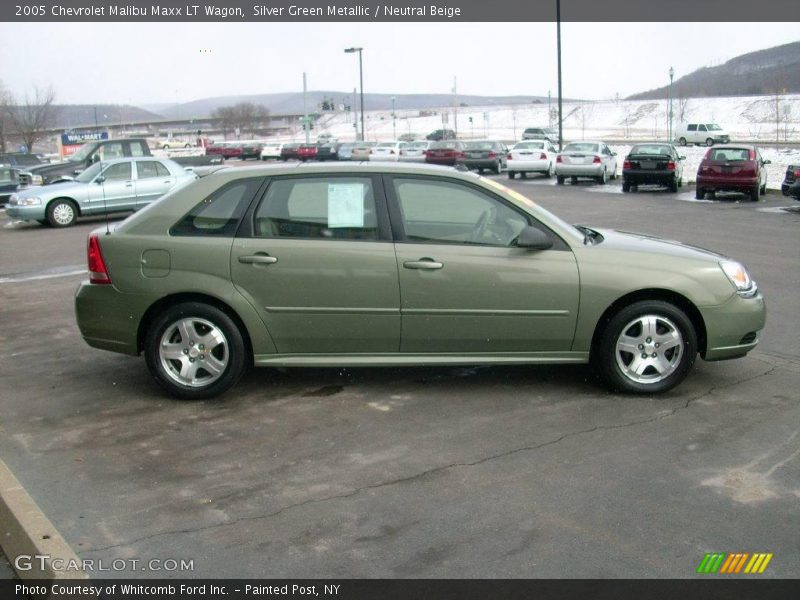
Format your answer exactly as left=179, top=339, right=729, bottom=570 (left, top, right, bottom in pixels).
left=0, top=183, right=798, bottom=579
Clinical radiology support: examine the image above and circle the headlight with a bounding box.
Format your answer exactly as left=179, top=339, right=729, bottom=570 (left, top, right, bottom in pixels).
left=31, top=175, right=44, bottom=185
left=720, top=260, right=757, bottom=297
left=17, top=196, right=42, bottom=206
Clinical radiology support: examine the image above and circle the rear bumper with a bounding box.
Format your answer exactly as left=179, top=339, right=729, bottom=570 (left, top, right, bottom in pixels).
left=623, top=169, right=676, bottom=185
left=781, top=180, right=800, bottom=199
left=458, top=159, right=500, bottom=170
left=368, top=155, right=400, bottom=161
left=426, top=157, right=457, bottom=166
left=507, top=159, right=549, bottom=172
left=700, top=291, right=766, bottom=361
left=556, top=163, right=604, bottom=177
left=696, top=175, right=758, bottom=192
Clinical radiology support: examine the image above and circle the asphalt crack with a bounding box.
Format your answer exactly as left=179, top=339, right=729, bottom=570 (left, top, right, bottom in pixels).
left=83, top=364, right=777, bottom=555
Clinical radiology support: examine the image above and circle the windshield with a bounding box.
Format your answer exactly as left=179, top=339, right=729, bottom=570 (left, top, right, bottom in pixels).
left=431, top=141, right=460, bottom=149
left=630, top=144, right=672, bottom=156
left=377, top=142, right=397, bottom=148
left=465, top=142, right=495, bottom=150
left=563, top=143, right=599, bottom=154
left=75, top=161, right=104, bottom=182
left=68, top=143, right=98, bottom=163
left=706, top=124, right=722, bottom=131
left=513, top=142, right=544, bottom=150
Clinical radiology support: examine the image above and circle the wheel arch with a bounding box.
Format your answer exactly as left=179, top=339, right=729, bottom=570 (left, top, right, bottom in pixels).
left=590, top=288, right=707, bottom=359
left=136, top=292, right=254, bottom=362
left=47, top=196, right=81, bottom=216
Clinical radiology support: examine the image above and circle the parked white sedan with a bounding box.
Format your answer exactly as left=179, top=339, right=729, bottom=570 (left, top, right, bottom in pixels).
left=556, top=141, right=618, bottom=184
left=398, top=141, right=432, bottom=162
left=369, top=141, right=407, bottom=161
left=507, top=140, right=558, bottom=179
left=260, top=143, right=284, bottom=160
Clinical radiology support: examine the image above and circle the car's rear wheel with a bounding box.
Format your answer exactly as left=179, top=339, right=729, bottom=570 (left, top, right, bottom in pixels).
left=750, top=186, right=759, bottom=202
left=622, top=181, right=631, bottom=193
left=597, top=169, right=608, bottom=184
left=557, top=176, right=565, bottom=185
left=760, top=182, right=767, bottom=195
left=695, top=187, right=704, bottom=200
left=520, top=172, right=528, bottom=179
left=706, top=138, right=714, bottom=147
left=545, top=163, right=554, bottom=178
left=494, top=161, right=503, bottom=174
left=145, top=302, right=247, bottom=400
left=46, top=198, right=77, bottom=227
left=668, top=177, right=679, bottom=193
left=678, top=137, right=687, bottom=146
left=508, top=171, right=515, bottom=179
left=596, top=300, right=697, bottom=394
left=571, top=176, right=578, bottom=184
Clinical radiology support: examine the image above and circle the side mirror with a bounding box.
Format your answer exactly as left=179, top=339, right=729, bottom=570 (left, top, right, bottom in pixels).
left=91, top=155, right=101, bottom=164
left=679, top=156, right=686, bottom=161
left=95, top=176, right=105, bottom=184
left=516, top=226, right=553, bottom=250
left=762, top=159, right=771, bottom=165
left=611, top=152, right=618, bottom=156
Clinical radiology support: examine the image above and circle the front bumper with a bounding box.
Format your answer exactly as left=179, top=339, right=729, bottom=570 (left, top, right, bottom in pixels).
left=700, top=291, right=766, bottom=361
left=5, top=203, right=46, bottom=221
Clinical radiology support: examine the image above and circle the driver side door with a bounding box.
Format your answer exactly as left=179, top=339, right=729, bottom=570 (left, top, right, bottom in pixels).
left=386, top=175, right=580, bottom=353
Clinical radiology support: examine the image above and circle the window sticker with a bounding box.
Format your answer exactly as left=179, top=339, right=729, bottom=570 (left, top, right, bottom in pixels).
left=328, top=183, right=365, bottom=228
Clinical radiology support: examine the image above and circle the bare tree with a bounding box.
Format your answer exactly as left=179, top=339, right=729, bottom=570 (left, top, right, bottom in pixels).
left=0, top=81, right=9, bottom=153
left=212, top=102, right=270, bottom=138
left=4, top=86, right=57, bottom=152
left=578, top=102, right=594, bottom=140
left=676, top=95, right=691, bottom=124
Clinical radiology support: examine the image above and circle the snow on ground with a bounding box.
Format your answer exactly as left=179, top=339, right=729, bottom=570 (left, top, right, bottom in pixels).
left=273, top=93, right=800, bottom=189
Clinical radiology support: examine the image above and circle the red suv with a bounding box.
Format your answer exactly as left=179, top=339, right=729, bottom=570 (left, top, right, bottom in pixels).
left=696, top=145, right=770, bottom=202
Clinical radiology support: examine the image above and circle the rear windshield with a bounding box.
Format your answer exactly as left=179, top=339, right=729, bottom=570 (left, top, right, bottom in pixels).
left=376, top=142, right=397, bottom=148
left=525, top=129, right=543, bottom=134
left=630, top=145, right=672, bottom=156
left=513, top=141, right=545, bottom=150
left=465, top=142, right=496, bottom=150
left=708, top=148, right=751, bottom=161
left=431, top=141, right=461, bottom=149
left=563, top=143, right=599, bottom=153
left=406, top=142, right=428, bottom=149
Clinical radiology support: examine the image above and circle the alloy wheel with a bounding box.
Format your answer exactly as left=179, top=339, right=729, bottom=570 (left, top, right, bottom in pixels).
left=159, top=317, right=229, bottom=388
left=614, top=314, right=683, bottom=384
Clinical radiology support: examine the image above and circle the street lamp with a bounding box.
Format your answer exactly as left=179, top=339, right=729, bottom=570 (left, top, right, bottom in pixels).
left=668, top=66, right=675, bottom=141
left=344, top=47, right=365, bottom=141
left=391, top=95, right=396, bottom=140
left=556, top=0, right=563, bottom=151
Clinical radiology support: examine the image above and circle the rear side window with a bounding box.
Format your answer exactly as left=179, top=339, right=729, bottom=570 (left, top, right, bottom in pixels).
left=171, top=178, right=262, bottom=237
left=130, top=142, right=147, bottom=157
left=137, top=161, right=170, bottom=179
left=103, top=162, right=131, bottom=181
left=688, top=125, right=697, bottom=131
left=253, top=177, right=378, bottom=241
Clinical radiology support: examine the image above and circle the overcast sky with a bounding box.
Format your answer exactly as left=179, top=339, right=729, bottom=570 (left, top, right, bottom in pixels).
left=0, top=22, right=797, bottom=106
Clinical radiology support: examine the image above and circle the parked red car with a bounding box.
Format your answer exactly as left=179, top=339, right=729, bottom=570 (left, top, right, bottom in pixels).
left=298, top=144, right=319, bottom=161
left=424, top=141, right=465, bottom=166
left=696, top=145, right=770, bottom=201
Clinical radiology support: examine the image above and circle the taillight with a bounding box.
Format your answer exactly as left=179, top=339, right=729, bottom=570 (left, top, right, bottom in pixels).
left=487, top=152, right=497, bottom=159
left=794, top=168, right=800, bottom=177
left=666, top=160, right=676, bottom=170
left=87, top=234, right=111, bottom=285
left=593, top=156, right=601, bottom=164
left=749, top=149, right=755, bottom=160
left=623, top=160, right=632, bottom=169
left=556, top=155, right=562, bottom=163
left=539, top=153, right=547, bottom=160
left=456, top=152, right=466, bottom=159
left=507, top=153, right=513, bottom=160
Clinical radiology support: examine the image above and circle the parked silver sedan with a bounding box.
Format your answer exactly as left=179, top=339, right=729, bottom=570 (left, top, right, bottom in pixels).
left=556, top=141, right=618, bottom=185
left=6, top=157, right=196, bottom=227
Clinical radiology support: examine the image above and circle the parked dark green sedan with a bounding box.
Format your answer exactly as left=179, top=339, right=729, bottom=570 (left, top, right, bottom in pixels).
left=75, top=163, right=765, bottom=399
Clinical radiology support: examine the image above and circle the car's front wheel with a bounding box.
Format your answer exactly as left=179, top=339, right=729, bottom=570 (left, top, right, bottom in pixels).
left=508, top=171, right=516, bottom=179
left=596, top=300, right=697, bottom=394
left=706, top=138, right=714, bottom=147
left=678, top=137, right=687, bottom=146
left=47, top=198, right=77, bottom=227
left=145, top=302, right=248, bottom=400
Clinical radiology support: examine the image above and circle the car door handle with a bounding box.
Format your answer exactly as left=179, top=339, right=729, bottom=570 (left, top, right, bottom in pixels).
left=403, top=259, right=443, bottom=270
left=238, top=254, right=278, bottom=265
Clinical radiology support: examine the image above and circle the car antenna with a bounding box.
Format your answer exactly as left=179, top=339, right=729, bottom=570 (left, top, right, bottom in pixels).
left=94, top=107, right=110, bottom=235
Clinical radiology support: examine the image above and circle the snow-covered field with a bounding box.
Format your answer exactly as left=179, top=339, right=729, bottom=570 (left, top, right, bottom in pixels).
left=269, top=93, right=799, bottom=190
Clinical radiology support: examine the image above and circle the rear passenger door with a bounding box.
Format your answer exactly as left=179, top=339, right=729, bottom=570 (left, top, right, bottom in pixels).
left=134, top=160, right=176, bottom=208
left=230, top=174, right=401, bottom=354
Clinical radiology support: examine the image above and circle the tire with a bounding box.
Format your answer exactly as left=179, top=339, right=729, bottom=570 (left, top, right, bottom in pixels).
left=678, top=177, right=683, bottom=188
left=622, top=181, right=631, bottom=193
left=596, top=169, right=608, bottom=185
left=184, top=143, right=191, bottom=148
left=521, top=172, right=528, bottom=179
left=163, top=145, right=170, bottom=150
left=144, top=302, right=248, bottom=400
left=759, top=182, right=767, bottom=195
left=610, top=168, right=617, bottom=180
left=706, top=138, right=714, bottom=147
left=557, top=176, right=565, bottom=185
left=46, top=198, right=77, bottom=227
left=494, top=161, right=503, bottom=175
left=668, top=177, right=679, bottom=193
left=571, top=177, right=578, bottom=184
left=508, top=171, right=516, bottom=179
left=678, top=137, right=687, bottom=146
left=595, top=300, right=697, bottom=394
left=545, top=163, right=554, bottom=178
left=750, top=186, right=759, bottom=202
left=695, top=187, right=704, bottom=200
left=36, top=219, right=49, bottom=226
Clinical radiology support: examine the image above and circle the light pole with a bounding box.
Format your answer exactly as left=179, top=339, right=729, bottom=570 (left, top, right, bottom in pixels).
left=556, top=0, right=563, bottom=151
left=668, top=66, right=675, bottom=142
left=391, top=95, right=396, bottom=140
left=344, top=47, right=365, bottom=141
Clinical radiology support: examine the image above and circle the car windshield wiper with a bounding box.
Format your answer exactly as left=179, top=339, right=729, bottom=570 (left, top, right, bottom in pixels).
left=576, top=225, right=603, bottom=245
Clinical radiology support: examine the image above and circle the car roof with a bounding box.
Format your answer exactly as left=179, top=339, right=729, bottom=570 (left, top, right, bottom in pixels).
left=203, top=161, right=483, bottom=180
left=707, top=144, right=756, bottom=150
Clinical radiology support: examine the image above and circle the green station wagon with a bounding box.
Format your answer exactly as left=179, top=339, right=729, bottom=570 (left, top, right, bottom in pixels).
left=75, top=163, right=766, bottom=399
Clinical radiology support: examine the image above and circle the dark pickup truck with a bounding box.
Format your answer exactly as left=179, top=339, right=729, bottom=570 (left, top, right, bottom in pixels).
left=18, top=138, right=223, bottom=186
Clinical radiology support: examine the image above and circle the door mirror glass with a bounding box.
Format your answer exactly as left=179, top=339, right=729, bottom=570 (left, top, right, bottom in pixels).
left=516, top=226, right=553, bottom=250
left=94, top=176, right=105, bottom=184
left=762, top=159, right=771, bottom=165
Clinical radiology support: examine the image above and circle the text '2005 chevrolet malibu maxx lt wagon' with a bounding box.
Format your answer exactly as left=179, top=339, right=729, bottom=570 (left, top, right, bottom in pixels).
left=74, top=163, right=765, bottom=399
